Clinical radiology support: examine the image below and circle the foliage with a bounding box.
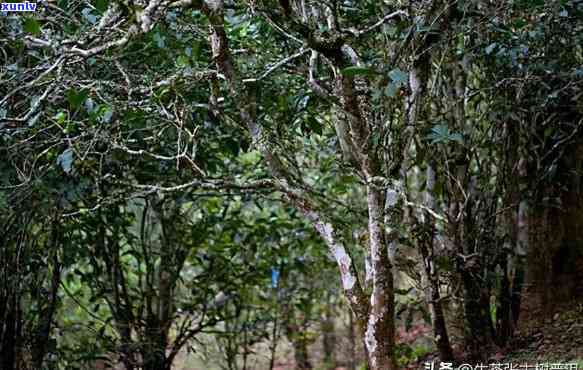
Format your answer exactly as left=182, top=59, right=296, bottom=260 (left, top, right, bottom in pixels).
left=1, top=0, right=582, bottom=369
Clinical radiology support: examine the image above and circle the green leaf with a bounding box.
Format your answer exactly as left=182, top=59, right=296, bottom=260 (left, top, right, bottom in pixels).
left=56, top=148, right=74, bottom=174
left=101, top=107, right=113, bottom=123
left=304, top=115, right=322, bottom=135
left=426, top=124, right=463, bottom=144
left=81, top=8, right=97, bottom=24
left=239, top=150, right=261, bottom=165
left=385, top=83, right=399, bottom=98
left=395, top=287, right=414, bottom=295
left=485, top=43, right=497, bottom=55
left=433, top=124, right=449, bottom=136
left=341, top=66, right=377, bottom=77
left=85, top=98, right=96, bottom=113
left=95, top=0, right=108, bottom=13
left=176, top=55, right=190, bottom=68
left=66, top=89, right=88, bottom=110
left=191, top=41, right=201, bottom=60
left=224, top=138, right=240, bottom=156
left=23, top=18, right=41, bottom=36
left=53, top=111, right=67, bottom=124
left=388, top=68, right=408, bottom=85
left=450, top=133, right=463, bottom=143
left=153, top=33, right=166, bottom=48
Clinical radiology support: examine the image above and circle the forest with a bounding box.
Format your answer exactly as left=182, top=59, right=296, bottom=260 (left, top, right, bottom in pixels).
left=1, top=0, right=582, bottom=369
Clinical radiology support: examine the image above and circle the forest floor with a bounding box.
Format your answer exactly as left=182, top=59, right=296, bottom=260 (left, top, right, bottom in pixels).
left=502, top=298, right=583, bottom=366
left=410, top=298, right=583, bottom=370
left=174, top=299, right=583, bottom=370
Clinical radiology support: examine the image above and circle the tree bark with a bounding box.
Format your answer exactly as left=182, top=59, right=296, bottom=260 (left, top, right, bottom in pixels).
left=291, top=329, right=312, bottom=370
left=461, top=269, right=492, bottom=362
left=32, top=250, right=61, bottom=368
left=142, top=350, right=171, bottom=370
left=348, top=308, right=357, bottom=370
left=364, top=187, right=397, bottom=370
left=322, top=292, right=336, bottom=370
left=32, top=221, right=62, bottom=369
left=495, top=252, right=513, bottom=347
left=0, top=295, right=18, bottom=370
left=283, top=300, right=312, bottom=370
left=422, top=164, right=455, bottom=361
left=268, top=311, right=279, bottom=370
left=495, top=123, right=521, bottom=346
left=512, top=158, right=528, bottom=324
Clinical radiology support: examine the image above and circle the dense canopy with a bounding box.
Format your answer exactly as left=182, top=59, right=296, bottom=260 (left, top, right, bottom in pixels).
left=1, top=1, right=583, bottom=369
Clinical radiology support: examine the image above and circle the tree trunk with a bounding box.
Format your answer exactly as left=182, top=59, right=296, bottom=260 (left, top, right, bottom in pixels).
left=286, top=319, right=312, bottom=370
left=495, top=253, right=513, bottom=347
left=420, top=249, right=454, bottom=361
left=459, top=200, right=496, bottom=361
left=0, top=296, right=18, bottom=370
left=422, top=164, right=455, bottom=361
left=142, top=352, right=171, bottom=370
left=143, top=357, right=170, bottom=370
left=432, top=291, right=455, bottom=362
left=292, top=332, right=312, bottom=370
left=322, top=293, right=336, bottom=370
left=364, top=187, right=397, bottom=370
left=522, top=140, right=583, bottom=323
left=141, top=321, right=170, bottom=370
left=348, top=308, right=357, bottom=370
left=32, top=223, right=62, bottom=369
left=268, top=312, right=279, bottom=370
left=461, top=268, right=493, bottom=362
left=495, top=188, right=526, bottom=345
